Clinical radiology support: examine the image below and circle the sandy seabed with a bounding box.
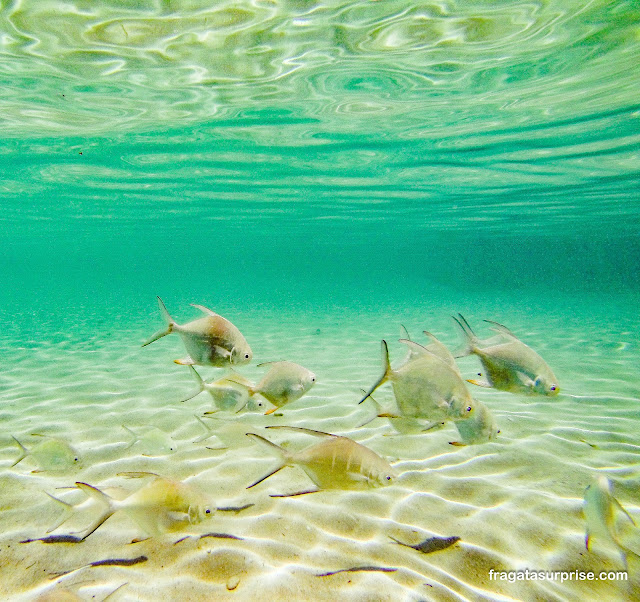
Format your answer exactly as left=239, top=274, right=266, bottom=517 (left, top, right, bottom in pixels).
left=1, top=298, right=639, bottom=602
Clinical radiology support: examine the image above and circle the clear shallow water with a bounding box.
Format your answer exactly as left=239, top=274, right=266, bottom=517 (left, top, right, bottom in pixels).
left=1, top=1, right=639, bottom=601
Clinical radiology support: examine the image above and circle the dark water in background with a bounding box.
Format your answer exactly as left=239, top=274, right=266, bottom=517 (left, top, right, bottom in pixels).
left=1, top=0, right=639, bottom=328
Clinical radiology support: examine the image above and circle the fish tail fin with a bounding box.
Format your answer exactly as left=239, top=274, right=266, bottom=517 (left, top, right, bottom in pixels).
left=121, top=425, right=138, bottom=450
left=10, top=436, right=29, bottom=467
left=141, top=297, right=175, bottom=347
left=179, top=366, right=206, bottom=402
left=74, top=482, right=116, bottom=540
left=451, top=313, right=479, bottom=358
left=245, top=433, right=291, bottom=488
left=45, top=492, right=75, bottom=532
left=359, top=340, right=392, bottom=404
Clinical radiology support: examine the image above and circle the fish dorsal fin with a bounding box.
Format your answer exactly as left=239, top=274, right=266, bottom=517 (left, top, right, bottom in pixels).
left=399, top=325, right=411, bottom=340
left=398, top=339, right=439, bottom=360
left=483, top=319, right=517, bottom=339
left=265, top=426, right=338, bottom=438
left=423, top=331, right=443, bottom=345
left=191, top=304, right=219, bottom=317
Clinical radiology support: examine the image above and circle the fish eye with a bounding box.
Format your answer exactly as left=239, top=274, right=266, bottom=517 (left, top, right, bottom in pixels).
left=550, top=385, right=557, bottom=391
left=244, top=353, right=250, bottom=359
left=466, top=406, right=472, bottom=412
left=74, top=457, right=79, bottom=462
left=205, top=509, right=211, bottom=514
left=497, top=430, right=501, bottom=434
left=385, top=475, right=392, bottom=481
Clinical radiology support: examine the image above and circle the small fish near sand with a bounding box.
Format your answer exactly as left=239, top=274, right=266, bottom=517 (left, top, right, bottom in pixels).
left=11, top=435, right=80, bottom=473
left=231, top=361, right=316, bottom=414
left=360, top=340, right=477, bottom=424
left=316, top=566, right=398, bottom=577
left=389, top=534, right=461, bottom=554
left=48, top=472, right=223, bottom=540
left=584, top=474, right=639, bottom=568
left=49, top=555, right=148, bottom=580
left=142, top=296, right=252, bottom=368
left=122, top=425, right=176, bottom=456
left=246, top=426, right=397, bottom=495
left=450, top=399, right=500, bottom=446
left=452, top=314, right=559, bottom=396
left=180, top=366, right=252, bottom=411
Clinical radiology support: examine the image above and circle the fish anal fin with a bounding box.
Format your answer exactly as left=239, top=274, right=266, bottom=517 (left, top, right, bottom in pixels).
left=270, top=489, right=319, bottom=498
left=174, top=357, right=196, bottom=366
left=265, top=426, right=336, bottom=438
left=467, top=378, right=492, bottom=388
left=116, top=471, right=159, bottom=479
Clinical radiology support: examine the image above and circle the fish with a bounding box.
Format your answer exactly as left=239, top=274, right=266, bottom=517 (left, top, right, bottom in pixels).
left=11, top=435, right=80, bottom=472
left=51, top=473, right=216, bottom=540
left=450, top=399, right=500, bottom=445
left=49, top=556, right=147, bottom=579
left=180, top=366, right=252, bottom=411
left=452, top=314, right=559, bottom=396
left=142, top=296, right=252, bottom=367
left=584, top=474, right=638, bottom=568
left=316, top=566, right=397, bottom=577
left=20, top=535, right=84, bottom=544
left=360, top=340, right=476, bottom=423
left=390, top=534, right=460, bottom=554
left=246, top=426, right=396, bottom=494
left=122, top=425, right=176, bottom=455
left=199, top=532, right=244, bottom=540
left=231, top=361, right=316, bottom=414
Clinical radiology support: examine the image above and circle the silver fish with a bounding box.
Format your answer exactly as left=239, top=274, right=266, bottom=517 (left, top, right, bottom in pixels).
left=232, top=361, right=316, bottom=414
left=584, top=475, right=638, bottom=568
left=246, top=426, right=396, bottom=493
left=360, top=340, right=476, bottom=423
left=60, top=473, right=216, bottom=539
left=142, top=297, right=252, bottom=367
left=180, top=366, right=252, bottom=412
left=453, top=314, right=559, bottom=396
left=11, top=435, right=81, bottom=472
left=450, top=399, right=499, bottom=446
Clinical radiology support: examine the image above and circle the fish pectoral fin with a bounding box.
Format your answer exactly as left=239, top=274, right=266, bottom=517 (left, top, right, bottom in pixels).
left=466, top=378, right=492, bottom=388
left=516, top=372, right=536, bottom=388
left=174, top=357, right=196, bottom=366
left=449, top=441, right=466, bottom=447
left=435, top=398, right=451, bottom=410
left=422, top=421, right=446, bottom=432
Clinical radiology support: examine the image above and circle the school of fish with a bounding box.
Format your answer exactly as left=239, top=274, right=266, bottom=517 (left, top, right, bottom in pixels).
left=8, top=299, right=638, bottom=586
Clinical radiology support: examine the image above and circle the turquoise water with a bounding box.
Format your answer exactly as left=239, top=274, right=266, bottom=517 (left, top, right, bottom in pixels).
left=1, top=1, right=640, bottom=601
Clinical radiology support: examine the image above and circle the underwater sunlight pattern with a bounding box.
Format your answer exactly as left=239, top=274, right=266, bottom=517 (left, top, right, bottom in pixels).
left=1, top=1, right=639, bottom=601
